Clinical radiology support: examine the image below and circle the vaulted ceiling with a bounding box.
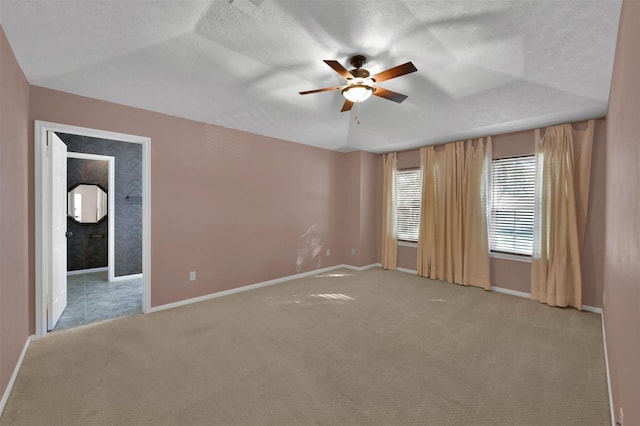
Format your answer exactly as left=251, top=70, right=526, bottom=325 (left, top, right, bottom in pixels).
left=0, top=0, right=622, bottom=153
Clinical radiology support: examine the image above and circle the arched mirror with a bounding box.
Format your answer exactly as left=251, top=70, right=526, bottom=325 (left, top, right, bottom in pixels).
left=68, top=183, right=108, bottom=224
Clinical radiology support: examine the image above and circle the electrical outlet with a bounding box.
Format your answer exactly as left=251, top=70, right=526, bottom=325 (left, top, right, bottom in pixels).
left=351, top=248, right=356, bottom=255
left=189, top=271, right=196, bottom=281
left=326, top=249, right=330, bottom=256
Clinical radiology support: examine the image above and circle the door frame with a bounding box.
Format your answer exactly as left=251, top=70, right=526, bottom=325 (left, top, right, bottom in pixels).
left=66, top=152, right=116, bottom=282
left=35, top=120, right=151, bottom=339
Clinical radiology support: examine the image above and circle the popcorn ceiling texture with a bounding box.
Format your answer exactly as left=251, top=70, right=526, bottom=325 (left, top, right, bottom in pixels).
left=0, top=0, right=622, bottom=152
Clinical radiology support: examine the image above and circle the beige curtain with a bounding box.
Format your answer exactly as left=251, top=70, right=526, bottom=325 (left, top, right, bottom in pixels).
left=417, top=138, right=491, bottom=289
left=381, top=153, right=397, bottom=270
left=531, top=120, right=594, bottom=309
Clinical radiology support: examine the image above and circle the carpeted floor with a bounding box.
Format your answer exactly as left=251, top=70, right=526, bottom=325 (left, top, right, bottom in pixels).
left=1, top=268, right=610, bottom=425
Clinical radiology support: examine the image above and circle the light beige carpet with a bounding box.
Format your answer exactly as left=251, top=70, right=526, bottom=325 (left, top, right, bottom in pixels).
left=1, top=268, right=610, bottom=425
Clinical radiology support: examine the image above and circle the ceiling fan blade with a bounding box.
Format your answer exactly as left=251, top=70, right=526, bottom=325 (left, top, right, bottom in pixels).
left=371, top=62, right=417, bottom=83
left=341, top=100, right=354, bottom=112
left=373, top=87, right=408, bottom=103
left=299, top=86, right=345, bottom=95
left=324, top=60, right=354, bottom=79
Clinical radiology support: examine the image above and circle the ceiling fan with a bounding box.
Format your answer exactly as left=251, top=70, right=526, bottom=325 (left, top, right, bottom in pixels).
left=299, top=55, right=417, bottom=112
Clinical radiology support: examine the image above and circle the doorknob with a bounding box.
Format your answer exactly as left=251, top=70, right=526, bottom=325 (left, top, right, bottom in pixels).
left=65, top=231, right=73, bottom=238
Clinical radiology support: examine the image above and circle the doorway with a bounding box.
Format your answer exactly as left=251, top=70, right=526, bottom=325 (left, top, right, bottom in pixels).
left=66, top=152, right=115, bottom=281
left=35, top=121, right=151, bottom=338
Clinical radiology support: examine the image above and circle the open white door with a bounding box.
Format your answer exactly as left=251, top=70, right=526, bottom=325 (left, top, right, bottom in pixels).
left=48, top=131, right=67, bottom=330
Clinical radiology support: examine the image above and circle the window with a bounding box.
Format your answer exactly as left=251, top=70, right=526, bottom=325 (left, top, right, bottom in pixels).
left=490, top=156, right=535, bottom=256
left=396, top=169, right=422, bottom=242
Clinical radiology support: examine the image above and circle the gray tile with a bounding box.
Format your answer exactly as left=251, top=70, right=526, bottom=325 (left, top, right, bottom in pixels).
left=67, top=275, right=85, bottom=284
left=67, top=291, right=86, bottom=304
left=53, top=272, right=142, bottom=332
left=55, top=306, right=86, bottom=330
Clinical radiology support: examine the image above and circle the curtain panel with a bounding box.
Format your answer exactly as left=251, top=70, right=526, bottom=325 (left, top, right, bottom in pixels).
left=531, top=120, right=594, bottom=309
left=381, top=152, right=398, bottom=270
left=417, top=138, right=492, bottom=289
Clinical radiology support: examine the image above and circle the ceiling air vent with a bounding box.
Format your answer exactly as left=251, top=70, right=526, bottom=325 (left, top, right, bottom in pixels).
left=229, top=0, right=266, bottom=17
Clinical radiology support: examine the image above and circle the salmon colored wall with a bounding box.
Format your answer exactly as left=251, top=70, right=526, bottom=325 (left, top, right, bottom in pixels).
left=358, top=152, right=381, bottom=266
left=343, top=151, right=361, bottom=265
left=397, top=245, right=417, bottom=271
left=374, top=155, right=383, bottom=264
left=0, top=27, right=30, bottom=402
left=582, top=121, right=607, bottom=308
left=29, top=87, right=349, bottom=310
left=396, top=149, right=419, bottom=170
left=490, top=258, right=530, bottom=294
left=604, top=1, right=640, bottom=424
left=394, top=120, right=606, bottom=308
left=356, top=151, right=382, bottom=266
left=342, top=151, right=382, bottom=267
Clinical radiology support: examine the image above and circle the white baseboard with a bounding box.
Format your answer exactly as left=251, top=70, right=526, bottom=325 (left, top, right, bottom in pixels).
left=343, top=263, right=381, bottom=272
left=67, top=267, right=107, bottom=276
left=149, top=264, right=379, bottom=313
left=395, top=271, right=604, bottom=314
left=111, top=273, right=142, bottom=282
left=0, top=335, right=32, bottom=417
left=491, top=286, right=532, bottom=299
left=582, top=305, right=603, bottom=314
left=399, top=270, right=534, bottom=299
left=601, top=313, right=615, bottom=426
left=489, top=286, right=603, bottom=314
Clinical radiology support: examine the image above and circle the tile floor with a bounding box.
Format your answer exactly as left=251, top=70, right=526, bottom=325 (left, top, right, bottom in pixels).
left=53, top=271, right=142, bottom=332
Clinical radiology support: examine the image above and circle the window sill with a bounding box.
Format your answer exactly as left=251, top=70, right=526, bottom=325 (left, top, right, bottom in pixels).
left=490, top=252, right=532, bottom=263
left=398, top=241, right=417, bottom=248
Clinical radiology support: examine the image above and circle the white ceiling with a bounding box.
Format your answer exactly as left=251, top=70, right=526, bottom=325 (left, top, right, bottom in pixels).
left=0, top=0, right=622, bottom=153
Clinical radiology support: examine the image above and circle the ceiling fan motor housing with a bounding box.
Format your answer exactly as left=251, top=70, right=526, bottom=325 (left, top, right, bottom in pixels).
left=350, top=68, right=370, bottom=79
left=349, top=55, right=367, bottom=68
left=349, top=55, right=370, bottom=79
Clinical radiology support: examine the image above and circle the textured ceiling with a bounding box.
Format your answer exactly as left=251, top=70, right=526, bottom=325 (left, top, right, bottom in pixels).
left=0, top=0, right=622, bottom=153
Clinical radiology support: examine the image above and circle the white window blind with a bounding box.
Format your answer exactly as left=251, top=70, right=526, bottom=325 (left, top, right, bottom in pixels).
left=490, top=156, right=535, bottom=256
left=396, top=169, right=422, bottom=242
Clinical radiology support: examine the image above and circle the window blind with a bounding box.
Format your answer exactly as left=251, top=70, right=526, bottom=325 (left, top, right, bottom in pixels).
left=396, top=169, right=422, bottom=242
left=490, top=156, right=535, bottom=256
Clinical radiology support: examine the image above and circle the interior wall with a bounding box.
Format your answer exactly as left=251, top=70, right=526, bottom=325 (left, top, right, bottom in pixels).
left=342, top=151, right=361, bottom=265
left=59, top=133, right=143, bottom=276
left=604, top=1, right=640, bottom=424
left=66, top=158, right=109, bottom=271
left=0, top=26, right=30, bottom=402
left=29, top=86, right=349, bottom=311
left=394, top=120, right=606, bottom=308
left=358, top=151, right=381, bottom=266
left=342, top=151, right=382, bottom=267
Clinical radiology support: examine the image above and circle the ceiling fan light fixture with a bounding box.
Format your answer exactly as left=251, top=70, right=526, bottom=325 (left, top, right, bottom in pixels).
left=300, top=56, right=416, bottom=112
left=342, top=82, right=375, bottom=103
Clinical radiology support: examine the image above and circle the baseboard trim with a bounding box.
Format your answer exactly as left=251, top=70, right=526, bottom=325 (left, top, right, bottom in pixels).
left=149, top=264, right=375, bottom=313
left=0, top=335, right=32, bottom=417
left=582, top=305, right=603, bottom=314
left=396, top=273, right=603, bottom=313
left=601, top=313, right=615, bottom=426
left=111, top=273, right=143, bottom=282
left=67, top=267, right=107, bottom=276
left=396, top=269, right=533, bottom=299
left=343, top=263, right=381, bottom=271
left=490, top=286, right=532, bottom=299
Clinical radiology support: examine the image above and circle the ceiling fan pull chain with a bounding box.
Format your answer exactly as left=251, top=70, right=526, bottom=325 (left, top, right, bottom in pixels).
left=355, top=102, right=361, bottom=125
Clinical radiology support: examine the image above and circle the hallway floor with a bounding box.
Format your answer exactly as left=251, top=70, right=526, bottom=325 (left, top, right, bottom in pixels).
left=53, top=271, right=142, bottom=332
